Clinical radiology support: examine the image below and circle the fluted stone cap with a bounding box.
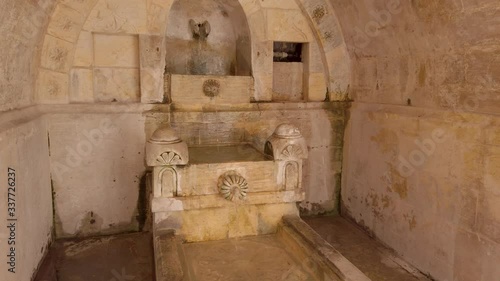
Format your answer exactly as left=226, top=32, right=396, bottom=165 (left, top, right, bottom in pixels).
left=274, top=124, right=302, bottom=138
left=146, top=127, right=189, bottom=166
left=265, top=123, right=308, bottom=160
left=149, top=127, right=182, bottom=144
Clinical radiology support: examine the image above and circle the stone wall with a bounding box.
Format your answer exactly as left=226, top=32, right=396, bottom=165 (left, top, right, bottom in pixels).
left=0, top=0, right=56, bottom=112
left=47, top=110, right=148, bottom=238
left=35, top=0, right=351, bottom=104
left=45, top=102, right=346, bottom=238
left=0, top=113, right=53, bottom=281
left=335, top=0, right=500, bottom=280
left=0, top=1, right=57, bottom=279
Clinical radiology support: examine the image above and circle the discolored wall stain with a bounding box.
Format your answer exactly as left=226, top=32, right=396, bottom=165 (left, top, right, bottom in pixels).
left=404, top=213, right=417, bottom=231
left=370, top=128, right=399, bottom=153
left=77, top=212, right=104, bottom=236
left=387, top=166, right=408, bottom=200
left=418, top=63, right=427, bottom=86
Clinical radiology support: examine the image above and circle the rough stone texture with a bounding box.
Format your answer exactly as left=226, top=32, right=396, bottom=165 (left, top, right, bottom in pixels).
left=0, top=0, right=55, bottom=112
left=333, top=1, right=500, bottom=280
left=0, top=117, right=53, bottom=281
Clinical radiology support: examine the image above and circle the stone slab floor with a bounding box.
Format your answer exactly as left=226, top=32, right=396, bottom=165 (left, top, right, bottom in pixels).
left=34, top=232, right=154, bottom=281
left=35, top=217, right=429, bottom=281
left=304, top=216, right=429, bottom=281
left=181, top=235, right=315, bottom=280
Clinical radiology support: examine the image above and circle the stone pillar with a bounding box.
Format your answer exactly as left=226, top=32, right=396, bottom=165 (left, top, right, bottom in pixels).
left=265, top=124, right=308, bottom=190
left=139, top=35, right=167, bottom=103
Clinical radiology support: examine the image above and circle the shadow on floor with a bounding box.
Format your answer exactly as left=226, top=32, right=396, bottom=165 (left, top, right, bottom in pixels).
left=35, top=217, right=430, bottom=281
left=34, top=232, right=154, bottom=281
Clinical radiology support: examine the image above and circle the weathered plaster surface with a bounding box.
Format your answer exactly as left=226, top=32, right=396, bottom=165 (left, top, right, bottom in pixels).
left=0, top=117, right=53, bottom=281
left=48, top=113, right=147, bottom=238
left=336, top=0, right=500, bottom=280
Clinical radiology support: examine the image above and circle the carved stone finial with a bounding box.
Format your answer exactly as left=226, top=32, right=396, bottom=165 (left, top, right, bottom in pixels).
left=146, top=127, right=189, bottom=166
left=218, top=171, right=248, bottom=201
left=265, top=124, right=308, bottom=160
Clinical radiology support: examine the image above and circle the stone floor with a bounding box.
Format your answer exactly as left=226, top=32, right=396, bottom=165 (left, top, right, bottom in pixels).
left=35, top=232, right=154, bottom=281
left=181, top=235, right=316, bottom=281
left=304, top=216, right=430, bottom=281
left=35, top=216, right=430, bottom=281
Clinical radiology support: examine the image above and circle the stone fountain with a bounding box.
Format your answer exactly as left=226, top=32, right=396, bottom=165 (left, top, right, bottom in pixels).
left=145, top=125, right=369, bottom=281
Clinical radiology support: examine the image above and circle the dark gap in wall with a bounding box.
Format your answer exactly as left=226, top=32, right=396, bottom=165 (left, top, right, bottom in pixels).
left=136, top=172, right=150, bottom=231
left=273, top=42, right=303, bottom=62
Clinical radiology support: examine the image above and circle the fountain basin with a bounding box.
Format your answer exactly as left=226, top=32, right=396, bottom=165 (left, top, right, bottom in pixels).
left=154, top=216, right=371, bottom=281
left=151, top=143, right=305, bottom=242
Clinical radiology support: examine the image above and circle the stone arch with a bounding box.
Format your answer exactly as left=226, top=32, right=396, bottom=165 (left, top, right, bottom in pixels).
left=164, top=0, right=253, bottom=76
left=36, top=0, right=350, bottom=103
left=294, top=0, right=351, bottom=100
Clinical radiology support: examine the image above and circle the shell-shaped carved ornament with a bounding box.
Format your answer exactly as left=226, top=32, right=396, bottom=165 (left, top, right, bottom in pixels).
left=218, top=171, right=249, bottom=201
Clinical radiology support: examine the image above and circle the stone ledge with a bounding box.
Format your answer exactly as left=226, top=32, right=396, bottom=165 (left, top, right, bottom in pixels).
left=154, top=232, right=184, bottom=281
left=152, top=190, right=305, bottom=212
left=281, top=215, right=372, bottom=281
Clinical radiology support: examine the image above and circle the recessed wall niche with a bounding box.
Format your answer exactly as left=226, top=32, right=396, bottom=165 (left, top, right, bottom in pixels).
left=164, top=0, right=252, bottom=76
left=272, top=42, right=305, bottom=102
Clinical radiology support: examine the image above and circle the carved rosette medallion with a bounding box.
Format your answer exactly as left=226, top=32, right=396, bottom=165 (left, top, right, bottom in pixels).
left=281, top=145, right=303, bottom=159
left=156, top=151, right=183, bottom=165
left=203, top=79, right=220, bottom=97
left=218, top=171, right=249, bottom=201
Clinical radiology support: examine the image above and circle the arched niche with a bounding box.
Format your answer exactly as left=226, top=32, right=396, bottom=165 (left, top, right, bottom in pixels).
left=164, top=0, right=252, bottom=76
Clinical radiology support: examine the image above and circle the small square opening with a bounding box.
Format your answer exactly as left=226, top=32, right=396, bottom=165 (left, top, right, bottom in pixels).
left=273, top=42, right=303, bottom=63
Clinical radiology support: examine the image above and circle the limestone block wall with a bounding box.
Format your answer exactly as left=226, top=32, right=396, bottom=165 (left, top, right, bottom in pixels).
left=0, top=114, right=53, bottom=281
left=0, top=0, right=56, bottom=112
left=35, top=0, right=351, bottom=104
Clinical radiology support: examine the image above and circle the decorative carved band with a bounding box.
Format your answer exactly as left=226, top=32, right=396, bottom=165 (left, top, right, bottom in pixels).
left=218, top=171, right=249, bottom=201
left=281, top=145, right=303, bottom=159
left=156, top=151, right=183, bottom=165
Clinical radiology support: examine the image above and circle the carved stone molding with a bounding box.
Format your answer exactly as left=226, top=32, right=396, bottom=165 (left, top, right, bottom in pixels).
left=281, top=145, right=304, bottom=159
left=218, top=171, right=249, bottom=201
